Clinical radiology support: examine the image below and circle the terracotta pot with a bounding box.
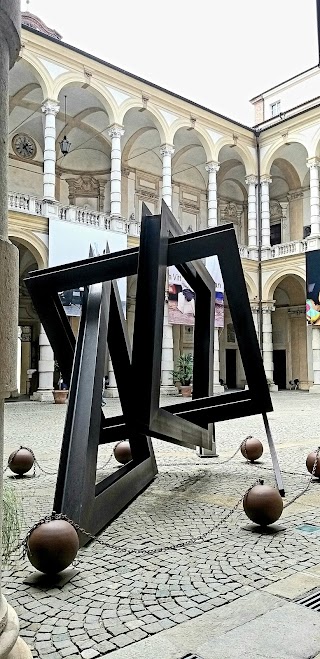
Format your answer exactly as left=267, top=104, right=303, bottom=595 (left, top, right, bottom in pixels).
left=53, top=389, right=68, bottom=404
left=180, top=385, right=192, bottom=397
left=8, top=447, right=34, bottom=475
left=241, top=436, right=263, bottom=462
left=27, top=519, right=79, bottom=574
left=114, top=440, right=132, bottom=464
left=243, top=483, right=283, bottom=526
left=306, top=451, right=320, bottom=478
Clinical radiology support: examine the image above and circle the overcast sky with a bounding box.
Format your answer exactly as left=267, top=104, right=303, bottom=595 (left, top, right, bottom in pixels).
left=23, top=0, right=318, bottom=125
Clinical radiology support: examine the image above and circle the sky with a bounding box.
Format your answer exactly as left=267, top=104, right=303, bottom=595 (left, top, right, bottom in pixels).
left=22, top=0, right=318, bottom=125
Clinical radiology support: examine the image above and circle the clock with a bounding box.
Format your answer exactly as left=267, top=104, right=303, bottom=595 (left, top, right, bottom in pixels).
left=12, top=134, right=37, bottom=159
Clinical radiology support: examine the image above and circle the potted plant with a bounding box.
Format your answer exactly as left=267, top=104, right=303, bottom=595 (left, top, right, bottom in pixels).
left=172, top=353, right=193, bottom=397
left=53, top=361, right=69, bottom=404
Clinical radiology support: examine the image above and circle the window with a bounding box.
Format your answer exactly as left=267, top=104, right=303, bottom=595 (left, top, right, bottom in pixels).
left=270, top=223, right=281, bottom=246
left=271, top=101, right=281, bottom=117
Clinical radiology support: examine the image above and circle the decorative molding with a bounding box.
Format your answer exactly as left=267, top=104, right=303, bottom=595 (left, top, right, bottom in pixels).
left=22, top=12, right=62, bottom=39
left=270, top=200, right=282, bottom=221
left=206, top=128, right=223, bottom=143
left=260, top=175, right=272, bottom=185
left=42, top=99, right=60, bottom=116
left=245, top=175, right=258, bottom=186
left=160, top=144, right=175, bottom=158
left=107, top=125, right=125, bottom=139
left=66, top=175, right=105, bottom=211
left=205, top=161, right=220, bottom=174
left=307, top=157, right=320, bottom=169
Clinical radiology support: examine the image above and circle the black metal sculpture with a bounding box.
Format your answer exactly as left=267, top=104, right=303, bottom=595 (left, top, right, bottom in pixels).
left=25, top=202, right=283, bottom=544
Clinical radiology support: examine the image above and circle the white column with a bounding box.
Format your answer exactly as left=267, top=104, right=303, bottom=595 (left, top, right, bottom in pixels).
left=213, top=328, right=224, bottom=393
left=0, top=0, right=33, bottom=655
left=280, top=201, right=290, bottom=242
left=262, top=303, right=278, bottom=391
left=260, top=175, right=272, bottom=247
left=161, top=299, right=176, bottom=394
left=42, top=100, right=60, bottom=200
left=307, top=158, right=320, bottom=236
left=108, top=124, right=124, bottom=217
left=245, top=175, right=258, bottom=246
left=309, top=328, right=320, bottom=394
left=160, top=144, right=175, bottom=209
left=251, top=304, right=259, bottom=338
left=205, top=161, right=220, bottom=227
left=32, top=326, right=54, bottom=402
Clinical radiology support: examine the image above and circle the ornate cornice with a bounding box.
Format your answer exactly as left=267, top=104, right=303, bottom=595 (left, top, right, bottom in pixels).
left=22, top=12, right=62, bottom=40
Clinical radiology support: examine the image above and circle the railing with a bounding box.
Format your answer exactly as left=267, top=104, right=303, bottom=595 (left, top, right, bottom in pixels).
left=270, top=239, right=308, bottom=258
left=8, top=191, right=314, bottom=253
left=8, top=191, right=141, bottom=236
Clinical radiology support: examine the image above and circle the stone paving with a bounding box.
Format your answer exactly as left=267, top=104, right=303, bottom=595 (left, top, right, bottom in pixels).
left=3, top=391, right=320, bottom=658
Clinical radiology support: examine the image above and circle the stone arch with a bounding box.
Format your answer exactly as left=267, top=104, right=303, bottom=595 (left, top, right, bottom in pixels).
left=216, top=138, right=256, bottom=175
left=171, top=121, right=213, bottom=161
left=271, top=158, right=301, bottom=189
left=261, top=137, right=308, bottom=176
left=53, top=75, right=116, bottom=123
left=263, top=267, right=306, bottom=300
left=20, top=52, right=50, bottom=99
left=122, top=104, right=168, bottom=145
left=8, top=228, right=47, bottom=269
left=244, top=272, right=258, bottom=299
left=122, top=126, right=158, bottom=165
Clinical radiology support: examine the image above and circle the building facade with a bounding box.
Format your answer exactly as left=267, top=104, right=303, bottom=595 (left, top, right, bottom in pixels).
left=8, top=12, right=320, bottom=400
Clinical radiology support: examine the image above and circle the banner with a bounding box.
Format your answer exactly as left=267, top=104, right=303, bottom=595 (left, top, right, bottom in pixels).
left=306, top=250, right=320, bottom=326
left=168, top=256, right=224, bottom=328
left=49, top=219, right=127, bottom=317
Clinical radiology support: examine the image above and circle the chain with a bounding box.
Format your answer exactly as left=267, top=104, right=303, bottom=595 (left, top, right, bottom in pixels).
left=21, top=481, right=260, bottom=559
left=283, top=446, right=320, bottom=509
left=159, top=438, right=250, bottom=469
left=5, top=446, right=115, bottom=478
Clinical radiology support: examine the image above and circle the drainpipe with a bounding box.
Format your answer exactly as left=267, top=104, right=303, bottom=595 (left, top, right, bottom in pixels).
left=256, top=131, right=263, bottom=352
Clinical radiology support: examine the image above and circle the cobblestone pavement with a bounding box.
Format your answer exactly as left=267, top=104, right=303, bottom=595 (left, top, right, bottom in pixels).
left=3, top=391, right=320, bottom=658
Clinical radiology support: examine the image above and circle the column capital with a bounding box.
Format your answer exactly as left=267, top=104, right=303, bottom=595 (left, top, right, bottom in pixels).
left=108, top=124, right=125, bottom=139
left=262, top=301, right=275, bottom=313
left=260, top=175, right=272, bottom=185
left=205, top=161, right=220, bottom=173
left=245, top=174, right=258, bottom=185
left=307, top=157, right=320, bottom=169
left=160, top=144, right=175, bottom=157
left=42, top=99, right=60, bottom=116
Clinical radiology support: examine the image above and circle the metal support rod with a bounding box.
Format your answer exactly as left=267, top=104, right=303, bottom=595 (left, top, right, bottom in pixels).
left=262, top=412, right=285, bottom=496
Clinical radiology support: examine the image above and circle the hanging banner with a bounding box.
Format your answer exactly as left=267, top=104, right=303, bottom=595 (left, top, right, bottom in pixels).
left=168, top=256, right=224, bottom=328
left=306, top=249, right=320, bottom=326
left=206, top=255, right=224, bottom=329
left=168, top=266, right=195, bottom=325
left=49, top=218, right=127, bottom=317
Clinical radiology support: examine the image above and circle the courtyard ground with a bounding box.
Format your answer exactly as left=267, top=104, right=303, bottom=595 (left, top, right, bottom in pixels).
left=3, top=391, right=320, bottom=659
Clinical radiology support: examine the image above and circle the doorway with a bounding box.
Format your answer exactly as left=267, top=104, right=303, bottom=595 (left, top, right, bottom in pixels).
left=273, top=350, right=287, bottom=389
left=226, top=349, right=237, bottom=389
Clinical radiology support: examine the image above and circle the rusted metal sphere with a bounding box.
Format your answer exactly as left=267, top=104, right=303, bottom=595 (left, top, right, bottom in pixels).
left=8, top=448, right=34, bottom=475
left=306, top=451, right=320, bottom=478
left=27, top=520, right=79, bottom=574
left=241, top=436, right=263, bottom=462
left=243, top=483, right=283, bottom=526
left=113, top=441, right=132, bottom=464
